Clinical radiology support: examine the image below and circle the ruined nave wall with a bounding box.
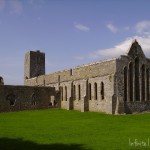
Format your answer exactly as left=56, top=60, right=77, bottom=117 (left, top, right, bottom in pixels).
left=0, top=85, right=56, bottom=112
left=25, top=58, right=116, bottom=87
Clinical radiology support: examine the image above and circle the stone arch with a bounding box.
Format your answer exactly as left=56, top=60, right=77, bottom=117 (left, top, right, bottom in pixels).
left=78, top=84, right=81, bottom=100
left=73, top=85, right=76, bottom=100
left=88, top=83, right=91, bottom=100
left=94, top=82, right=97, bottom=100
left=147, top=69, right=149, bottom=100
left=65, top=86, right=67, bottom=101
left=129, top=62, right=133, bottom=101
left=31, top=93, right=37, bottom=105
left=124, top=66, right=127, bottom=101
left=141, top=64, right=145, bottom=101
left=135, top=57, right=140, bottom=101
left=6, top=94, right=16, bottom=106
left=101, top=82, right=104, bottom=100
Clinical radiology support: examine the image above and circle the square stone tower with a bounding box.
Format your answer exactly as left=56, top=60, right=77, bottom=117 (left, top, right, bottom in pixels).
left=24, top=50, right=45, bottom=83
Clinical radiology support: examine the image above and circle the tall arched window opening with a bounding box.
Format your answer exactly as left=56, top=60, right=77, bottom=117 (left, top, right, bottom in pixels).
left=101, top=82, right=104, bottom=100
left=141, top=65, right=145, bottom=101
left=78, top=85, right=81, bottom=100
left=31, top=93, right=37, bottom=105
left=94, top=82, right=97, bottom=100
left=147, top=69, right=149, bottom=100
left=129, top=62, right=133, bottom=101
left=135, top=58, right=140, bottom=101
left=73, top=85, right=76, bottom=100
left=124, top=66, right=127, bottom=101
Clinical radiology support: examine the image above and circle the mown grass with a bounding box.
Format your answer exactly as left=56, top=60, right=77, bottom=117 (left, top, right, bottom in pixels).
left=0, top=109, right=150, bottom=150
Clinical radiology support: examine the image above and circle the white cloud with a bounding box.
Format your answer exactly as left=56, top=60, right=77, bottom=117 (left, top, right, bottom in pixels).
left=135, top=20, right=150, bottom=34
left=106, top=23, right=118, bottom=33
left=89, top=35, right=150, bottom=60
left=0, top=0, right=5, bottom=11
left=74, top=22, right=90, bottom=32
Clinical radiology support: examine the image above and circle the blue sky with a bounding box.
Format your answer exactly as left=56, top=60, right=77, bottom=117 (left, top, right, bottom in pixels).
left=1, top=0, right=150, bottom=85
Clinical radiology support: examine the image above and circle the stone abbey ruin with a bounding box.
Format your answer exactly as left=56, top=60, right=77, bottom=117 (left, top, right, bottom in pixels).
left=0, top=40, right=150, bottom=114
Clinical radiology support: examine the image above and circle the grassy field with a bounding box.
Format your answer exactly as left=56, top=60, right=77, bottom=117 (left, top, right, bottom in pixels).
left=0, top=109, right=150, bottom=150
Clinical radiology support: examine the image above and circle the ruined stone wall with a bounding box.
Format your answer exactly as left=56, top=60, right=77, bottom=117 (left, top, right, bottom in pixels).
left=88, top=75, right=114, bottom=114
left=25, top=59, right=116, bottom=86
left=57, top=74, right=115, bottom=114
left=25, top=59, right=116, bottom=114
left=0, top=85, right=56, bottom=112
left=116, top=56, right=129, bottom=97
left=124, top=101, right=150, bottom=114
left=116, top=55, right=150, bottom=114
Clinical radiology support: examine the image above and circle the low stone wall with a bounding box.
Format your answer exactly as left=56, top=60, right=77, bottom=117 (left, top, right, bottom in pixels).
left=124, top=101, right=150, bottom=114
left=0, top=85, right=56, bottom=112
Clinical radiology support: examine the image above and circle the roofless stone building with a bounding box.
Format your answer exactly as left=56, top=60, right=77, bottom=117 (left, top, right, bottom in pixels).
left=0, top=40, right=150, bottom=114
left=24, top=40, right=150, bottom=114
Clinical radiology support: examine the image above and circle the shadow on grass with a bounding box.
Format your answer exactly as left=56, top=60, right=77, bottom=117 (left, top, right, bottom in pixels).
left=0, top=138, right=91, bottom=150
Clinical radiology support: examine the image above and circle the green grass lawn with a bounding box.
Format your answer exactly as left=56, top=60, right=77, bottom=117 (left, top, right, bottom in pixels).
left=0, top=109, right=150, bottom=150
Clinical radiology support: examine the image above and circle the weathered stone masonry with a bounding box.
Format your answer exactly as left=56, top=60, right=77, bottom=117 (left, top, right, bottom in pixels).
left=0, top=85, right=57, bottom=112
left=24, top=40, right=150, bottom=114
left=1, top=40, right=150, bottom=114
left=25, top=56, right=116, bottom=114
left=116, top=40, right=150, bottom=114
